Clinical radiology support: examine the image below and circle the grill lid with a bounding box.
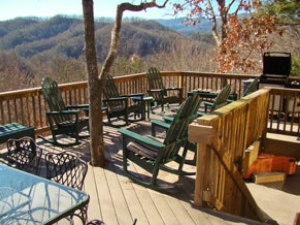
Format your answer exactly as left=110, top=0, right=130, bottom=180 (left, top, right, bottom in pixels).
left=262, top=52, right=291, bottom=76
left=260, top=52, right=291, bottom=85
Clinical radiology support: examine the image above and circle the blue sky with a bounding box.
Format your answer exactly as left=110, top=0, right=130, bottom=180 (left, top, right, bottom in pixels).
left=0, top=0, right=177, bottom=21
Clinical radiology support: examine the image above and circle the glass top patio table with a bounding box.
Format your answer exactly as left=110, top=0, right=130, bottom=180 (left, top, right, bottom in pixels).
left=0, top=163, right=90, bottom=225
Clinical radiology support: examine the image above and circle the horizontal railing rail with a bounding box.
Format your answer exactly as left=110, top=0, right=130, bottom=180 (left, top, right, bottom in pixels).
left=0, top=71, right=299, bottom=137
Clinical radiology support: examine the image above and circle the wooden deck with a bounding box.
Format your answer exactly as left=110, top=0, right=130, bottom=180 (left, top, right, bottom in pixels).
left=1, top=118, right=299, bottom=225
left=32, top=115, right=299, bottom=225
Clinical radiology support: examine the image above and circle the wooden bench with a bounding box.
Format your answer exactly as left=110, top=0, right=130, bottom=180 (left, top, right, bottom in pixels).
left=0, top=123, right=35, bottom=144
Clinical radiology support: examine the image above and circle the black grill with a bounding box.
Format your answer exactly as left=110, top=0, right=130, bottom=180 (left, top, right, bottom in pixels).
left=260, top=52, right=291, bottom=85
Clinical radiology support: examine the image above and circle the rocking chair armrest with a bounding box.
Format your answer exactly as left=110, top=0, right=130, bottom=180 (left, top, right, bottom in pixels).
left=46, top=110, right=80, bottom=116
left=118, top=128, right=165, bottom=149
left=147, top=89, right=165, bottom=93
left=66, top=104, right=89, bottom=109
left=103, top=97, right=128, bottom=102
left=203, top=101, right=214, bottom=113
left=124, top=93, right=144, bottom=98
left=203, top=101, right=214, bottom=107
left=165, top=87, right=182, bottom=92
left=151, top=119, right=171, bottom=130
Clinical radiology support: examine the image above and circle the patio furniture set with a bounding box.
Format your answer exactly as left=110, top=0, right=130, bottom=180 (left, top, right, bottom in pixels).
left=0, top=67, right=259, bottom=224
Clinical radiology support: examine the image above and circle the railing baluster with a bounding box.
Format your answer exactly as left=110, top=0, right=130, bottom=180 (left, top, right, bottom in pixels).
left=7, top=100, right=11, bottom=123
left=14, top=99, right=18, bottom=122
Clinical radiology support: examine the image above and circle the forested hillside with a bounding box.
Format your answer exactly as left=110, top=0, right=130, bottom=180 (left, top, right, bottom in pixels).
left=0, top=15, right=216, bottom=91
left=0, top=16, right=203, bottom=60
left=0, top=15, right=298, bottom=92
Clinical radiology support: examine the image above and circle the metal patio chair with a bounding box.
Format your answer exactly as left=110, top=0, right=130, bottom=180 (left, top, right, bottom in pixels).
left=45, top=151, right=88, bottom=224
left=6, top=136, right=42, bottom=175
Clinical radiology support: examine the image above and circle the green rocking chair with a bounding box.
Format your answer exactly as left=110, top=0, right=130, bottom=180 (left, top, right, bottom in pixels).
left=201, top=84, right=232, bottom=115
left=102, top=74, right=145, bottom=126
left=161, top=84, right=232, bottom=124
left=40, top=77, right=89, bottom=147
left=118, top=95, right=201, bottom=190
left=151, top=85, right=231, bottom=167
left=243, top=78, right=259, bottom=96
left=146, top=67, right=183, bottom=113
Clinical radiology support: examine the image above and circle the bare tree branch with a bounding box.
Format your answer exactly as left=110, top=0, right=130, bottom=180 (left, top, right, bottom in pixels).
left=232, top=0, right=243, bottom=15
left=99, top=0, right=169, bottom=79
left=208, top=0, right=221, bottom=45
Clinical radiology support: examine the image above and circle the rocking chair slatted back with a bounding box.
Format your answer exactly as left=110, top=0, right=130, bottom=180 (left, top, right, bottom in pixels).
left=244, top=78, right=259, bottom=96
left=163, top=95, right=201, bottom=161
left=214, top=84, right=231, bottom=109
left=146, top=67, right=182, bottom=112
left=41, top=77, right=70, bottom=124
left=103, top=74, right=127, bottom=111
left=147, top=67, right=166, bottom=93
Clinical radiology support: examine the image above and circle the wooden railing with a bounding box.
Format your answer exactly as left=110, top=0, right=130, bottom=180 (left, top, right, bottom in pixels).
left=0, top=81, right=88, bottom=134
left=0, top=71, right=299, bottom=138
left=188, top=89, right=273, bottom=222
left=0, top=71, right=299, bottom=222
left=267, top=88, right=300, bottom=136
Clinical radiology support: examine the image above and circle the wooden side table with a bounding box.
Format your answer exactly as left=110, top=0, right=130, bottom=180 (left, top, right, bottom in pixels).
left=131, top=96, right=154, bottom=120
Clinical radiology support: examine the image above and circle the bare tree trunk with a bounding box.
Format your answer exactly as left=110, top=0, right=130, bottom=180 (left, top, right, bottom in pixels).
left=208, top=0, right=221, bottom=46
left=217, top=0, right=228, bottom=41
left=82, top=0, right=104, bottom=167
left=82, top=0, right=168, bottom=167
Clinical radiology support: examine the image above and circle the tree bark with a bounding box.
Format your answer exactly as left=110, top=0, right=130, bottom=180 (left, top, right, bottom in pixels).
left=82, top=0, right=104, bottom=167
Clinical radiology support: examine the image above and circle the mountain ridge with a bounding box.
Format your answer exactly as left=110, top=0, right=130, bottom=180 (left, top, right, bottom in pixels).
left=0, top=15, right=211, bottom=61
